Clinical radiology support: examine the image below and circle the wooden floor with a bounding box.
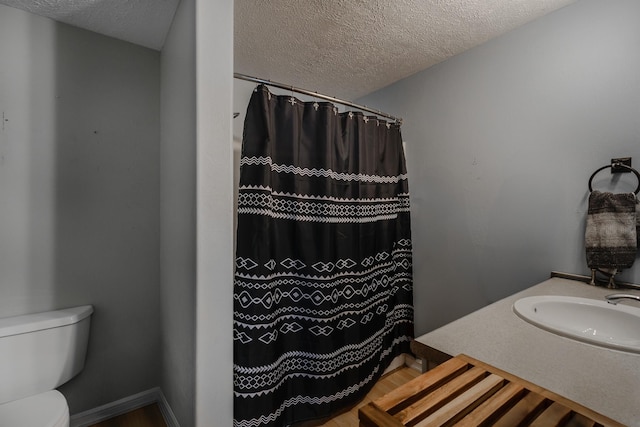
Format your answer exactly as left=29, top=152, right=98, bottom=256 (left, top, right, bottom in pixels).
left=86, top=367, right=420, bottom=427
left=88, top=403, right=167, bottom=427
left=296, top=366, right=421, bottom=427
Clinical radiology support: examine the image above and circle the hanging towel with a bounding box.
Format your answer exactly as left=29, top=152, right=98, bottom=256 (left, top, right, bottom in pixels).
left=637, top=198, right=640, bottom=247
left=585, top=190, right=637, bottom=269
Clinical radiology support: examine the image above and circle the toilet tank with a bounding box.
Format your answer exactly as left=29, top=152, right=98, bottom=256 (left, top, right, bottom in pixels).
left=0, top=305, right=93, bottom=405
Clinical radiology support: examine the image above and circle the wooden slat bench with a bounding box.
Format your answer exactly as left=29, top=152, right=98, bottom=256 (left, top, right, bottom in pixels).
left=359, top=354, right=624, bottom=427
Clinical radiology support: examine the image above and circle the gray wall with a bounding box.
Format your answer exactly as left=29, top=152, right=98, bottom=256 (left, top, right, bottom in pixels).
left=0, top=4, right=161, bottom=414
left=159, top=0, right=196, bottom=425
left=194, top=0, right=234, bottom=425
left=160, top=1, right=235, bottom=425
left=360, top=0, right=640, bottom=336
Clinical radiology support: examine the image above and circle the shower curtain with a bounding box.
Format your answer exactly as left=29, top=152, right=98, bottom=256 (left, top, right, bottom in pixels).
left=233, top=85, right=413, bottom=427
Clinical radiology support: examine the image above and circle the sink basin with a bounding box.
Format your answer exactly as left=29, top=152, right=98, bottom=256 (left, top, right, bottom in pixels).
left=513, top=295, right=640, bottom=353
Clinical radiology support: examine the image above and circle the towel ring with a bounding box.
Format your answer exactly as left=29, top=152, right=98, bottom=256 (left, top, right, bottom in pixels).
left=588, top=163, right=640, bottom=194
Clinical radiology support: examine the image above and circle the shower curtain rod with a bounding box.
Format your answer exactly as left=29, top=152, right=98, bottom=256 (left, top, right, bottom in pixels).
left=234, top=73, right=403, bottom=124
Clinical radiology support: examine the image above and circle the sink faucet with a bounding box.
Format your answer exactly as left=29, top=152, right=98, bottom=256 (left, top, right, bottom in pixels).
left=605, top=293, right=640, bottom=305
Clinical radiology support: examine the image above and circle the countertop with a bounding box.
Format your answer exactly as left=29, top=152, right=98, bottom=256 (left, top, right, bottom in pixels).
left=413, top=276, right=640, bottom=426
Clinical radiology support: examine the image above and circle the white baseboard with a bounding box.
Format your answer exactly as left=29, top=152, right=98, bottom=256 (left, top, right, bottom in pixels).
left=70, top=387, right=180, bottom=427
left=156, top=389, right=181, bottom=427
left=383, top=353, right=423, bottom=376
left=383, top=353, right=407, bottom=374
left=404, top=354, right=423, bottom=372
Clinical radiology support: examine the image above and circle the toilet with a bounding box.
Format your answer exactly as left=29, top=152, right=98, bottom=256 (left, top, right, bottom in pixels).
left=0, top=305, right=93, bottom=427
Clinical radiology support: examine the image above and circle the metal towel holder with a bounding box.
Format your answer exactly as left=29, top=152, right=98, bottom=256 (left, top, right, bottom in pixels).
left=588, top=157, right=640, bottom=194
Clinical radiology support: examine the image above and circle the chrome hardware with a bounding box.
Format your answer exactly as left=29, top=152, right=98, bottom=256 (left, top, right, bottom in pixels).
left=606, top=293, right=640, bottom=305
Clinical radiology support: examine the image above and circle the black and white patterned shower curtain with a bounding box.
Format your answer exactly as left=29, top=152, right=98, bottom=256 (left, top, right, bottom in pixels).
left=233, top=85, right=414, bottom=427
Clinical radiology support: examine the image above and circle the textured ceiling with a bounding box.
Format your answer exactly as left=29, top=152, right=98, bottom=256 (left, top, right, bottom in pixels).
left=236, top=0, right=577, bottom=99
left=1, top=0, right=577, bottom=99
left=0, top=0, right=180, bottom=50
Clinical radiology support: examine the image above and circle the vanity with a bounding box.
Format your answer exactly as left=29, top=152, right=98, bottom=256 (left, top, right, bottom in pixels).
left=406, top=275, right=640, bottom=426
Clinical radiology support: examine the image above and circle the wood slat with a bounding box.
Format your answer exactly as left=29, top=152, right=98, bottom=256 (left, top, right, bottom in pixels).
left=455, top=355, right=624, bottom=427
left=413, top=374, right=504, bottom=427
left=374, top=356, right=469, bottom=413
left=359, top=354, right=624, bottom=427
left=395, top=367, right=487, bottom=425
left=454, top=381, right=526, bottom=427
left=529, top=402, right=573, bottom=427
left=491, top=391, right=548, bottom=427
left=565, top=412, right=598, bottom=427
left=359, top=403, right=405, bottom=427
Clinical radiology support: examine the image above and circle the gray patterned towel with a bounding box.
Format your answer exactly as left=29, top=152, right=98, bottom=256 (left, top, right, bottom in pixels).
left=637, top=199, right=640, bottom=246
left=585, top=190, right=637, bottom=269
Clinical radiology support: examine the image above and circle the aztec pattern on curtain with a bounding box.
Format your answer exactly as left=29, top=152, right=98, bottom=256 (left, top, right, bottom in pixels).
left=233, top=85, right=414, bottom=427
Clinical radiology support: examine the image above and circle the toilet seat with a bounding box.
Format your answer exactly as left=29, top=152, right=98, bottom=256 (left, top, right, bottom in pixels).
left=0, top=390, right=69, bottom=427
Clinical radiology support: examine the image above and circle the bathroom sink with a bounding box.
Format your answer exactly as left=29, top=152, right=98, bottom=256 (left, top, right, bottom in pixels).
left=513, top=295, right=640, bottom=353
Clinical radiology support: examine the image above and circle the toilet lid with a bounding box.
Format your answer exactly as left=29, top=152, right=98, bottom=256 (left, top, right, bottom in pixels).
left=0, top=390, right=69, bottom=427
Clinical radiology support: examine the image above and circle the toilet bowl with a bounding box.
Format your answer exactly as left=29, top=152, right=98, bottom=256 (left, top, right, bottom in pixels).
left=0, top=391, right=69, bottom=427
left=0, top=305, right=93, bottom=427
